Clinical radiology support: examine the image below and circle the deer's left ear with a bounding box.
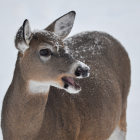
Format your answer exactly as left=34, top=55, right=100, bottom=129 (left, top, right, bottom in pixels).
left=23, top=19, right=32, bottom=45
left=45, top=11, right=76, bottom=40
left=15, top=19, right=32, bottom=54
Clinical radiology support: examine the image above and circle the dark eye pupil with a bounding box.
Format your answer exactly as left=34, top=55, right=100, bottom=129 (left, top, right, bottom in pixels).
left=40, top=49, right=51, bottom=56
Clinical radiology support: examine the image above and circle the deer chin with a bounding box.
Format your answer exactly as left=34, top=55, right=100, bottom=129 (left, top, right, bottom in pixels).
left=61, top=76, right=81, bottom=94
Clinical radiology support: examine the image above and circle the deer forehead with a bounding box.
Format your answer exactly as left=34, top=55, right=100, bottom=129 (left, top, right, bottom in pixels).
left=32, top=30, right=64, bottom=50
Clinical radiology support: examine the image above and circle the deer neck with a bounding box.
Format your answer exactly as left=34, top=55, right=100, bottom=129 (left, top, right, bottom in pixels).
left=10, top=66, right=49, bottom=112
left=2, top=53, right=50, bottom=138
left=9, top=53, right=49, bottom=111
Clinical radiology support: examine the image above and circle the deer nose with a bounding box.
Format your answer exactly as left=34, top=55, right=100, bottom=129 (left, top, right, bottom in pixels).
left=75, top=66, right=89, bottom=78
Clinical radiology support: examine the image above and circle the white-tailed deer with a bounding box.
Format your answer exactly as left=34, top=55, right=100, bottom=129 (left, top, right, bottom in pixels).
left=1, top=11, right=131, bottom=140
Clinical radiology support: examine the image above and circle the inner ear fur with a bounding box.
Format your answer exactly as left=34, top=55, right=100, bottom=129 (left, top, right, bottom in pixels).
left=45, top=11, right=76, bottom=40
left=23, top=19, right=32, bottom=45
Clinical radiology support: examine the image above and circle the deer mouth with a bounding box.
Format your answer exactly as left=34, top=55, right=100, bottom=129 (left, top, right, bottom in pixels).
left=61, top=76, right=81, bottom=91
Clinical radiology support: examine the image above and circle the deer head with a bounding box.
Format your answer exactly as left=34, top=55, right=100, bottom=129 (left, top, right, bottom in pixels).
left=14, top=11, right=90, bottom=94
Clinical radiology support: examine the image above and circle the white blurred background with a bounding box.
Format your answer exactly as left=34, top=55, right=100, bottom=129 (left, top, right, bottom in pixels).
left=0, top=0, right=140, bottom=139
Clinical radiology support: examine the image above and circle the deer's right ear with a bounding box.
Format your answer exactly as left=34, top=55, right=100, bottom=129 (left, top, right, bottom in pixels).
left=45, top=11, right=76, bottom=40
left=15, top=19, right=32, bottom=54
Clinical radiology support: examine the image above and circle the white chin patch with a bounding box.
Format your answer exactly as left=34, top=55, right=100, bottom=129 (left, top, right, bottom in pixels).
left=64, top=86, right=81, bottom=94
left=28, top=80, right=62, bottom=94
left=28, top=80, right=50, bottom=94
left=28, top=80, right=81, bottom=94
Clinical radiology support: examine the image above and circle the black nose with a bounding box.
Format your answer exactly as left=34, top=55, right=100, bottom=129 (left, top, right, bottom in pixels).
left=75, top=66, right=89, bottom=78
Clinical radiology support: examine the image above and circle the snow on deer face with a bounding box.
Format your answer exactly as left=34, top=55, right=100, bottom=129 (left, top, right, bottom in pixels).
left=15, top=11, right=90, bottom=94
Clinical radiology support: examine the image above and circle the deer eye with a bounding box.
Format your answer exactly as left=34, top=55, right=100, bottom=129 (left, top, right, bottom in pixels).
left=40, top=49, right=52, bottom=56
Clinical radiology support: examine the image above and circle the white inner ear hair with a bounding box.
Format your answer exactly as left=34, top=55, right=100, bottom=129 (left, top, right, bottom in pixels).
left=54, top=13, right=75, bottom=39
left=24, top=21, right=32, bottom=45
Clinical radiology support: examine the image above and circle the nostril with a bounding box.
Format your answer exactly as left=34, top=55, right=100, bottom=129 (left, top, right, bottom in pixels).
left=75, top=66, right=83, bottom=76
left=77, top=66, right=83, bottom=74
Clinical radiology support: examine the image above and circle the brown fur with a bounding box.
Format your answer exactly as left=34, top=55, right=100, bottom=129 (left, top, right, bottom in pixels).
left=1, top=14, right=130, bottom=140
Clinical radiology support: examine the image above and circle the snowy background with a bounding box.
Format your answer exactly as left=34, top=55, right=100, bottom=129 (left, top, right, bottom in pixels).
left=0, top=0, right=140, bottom=139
